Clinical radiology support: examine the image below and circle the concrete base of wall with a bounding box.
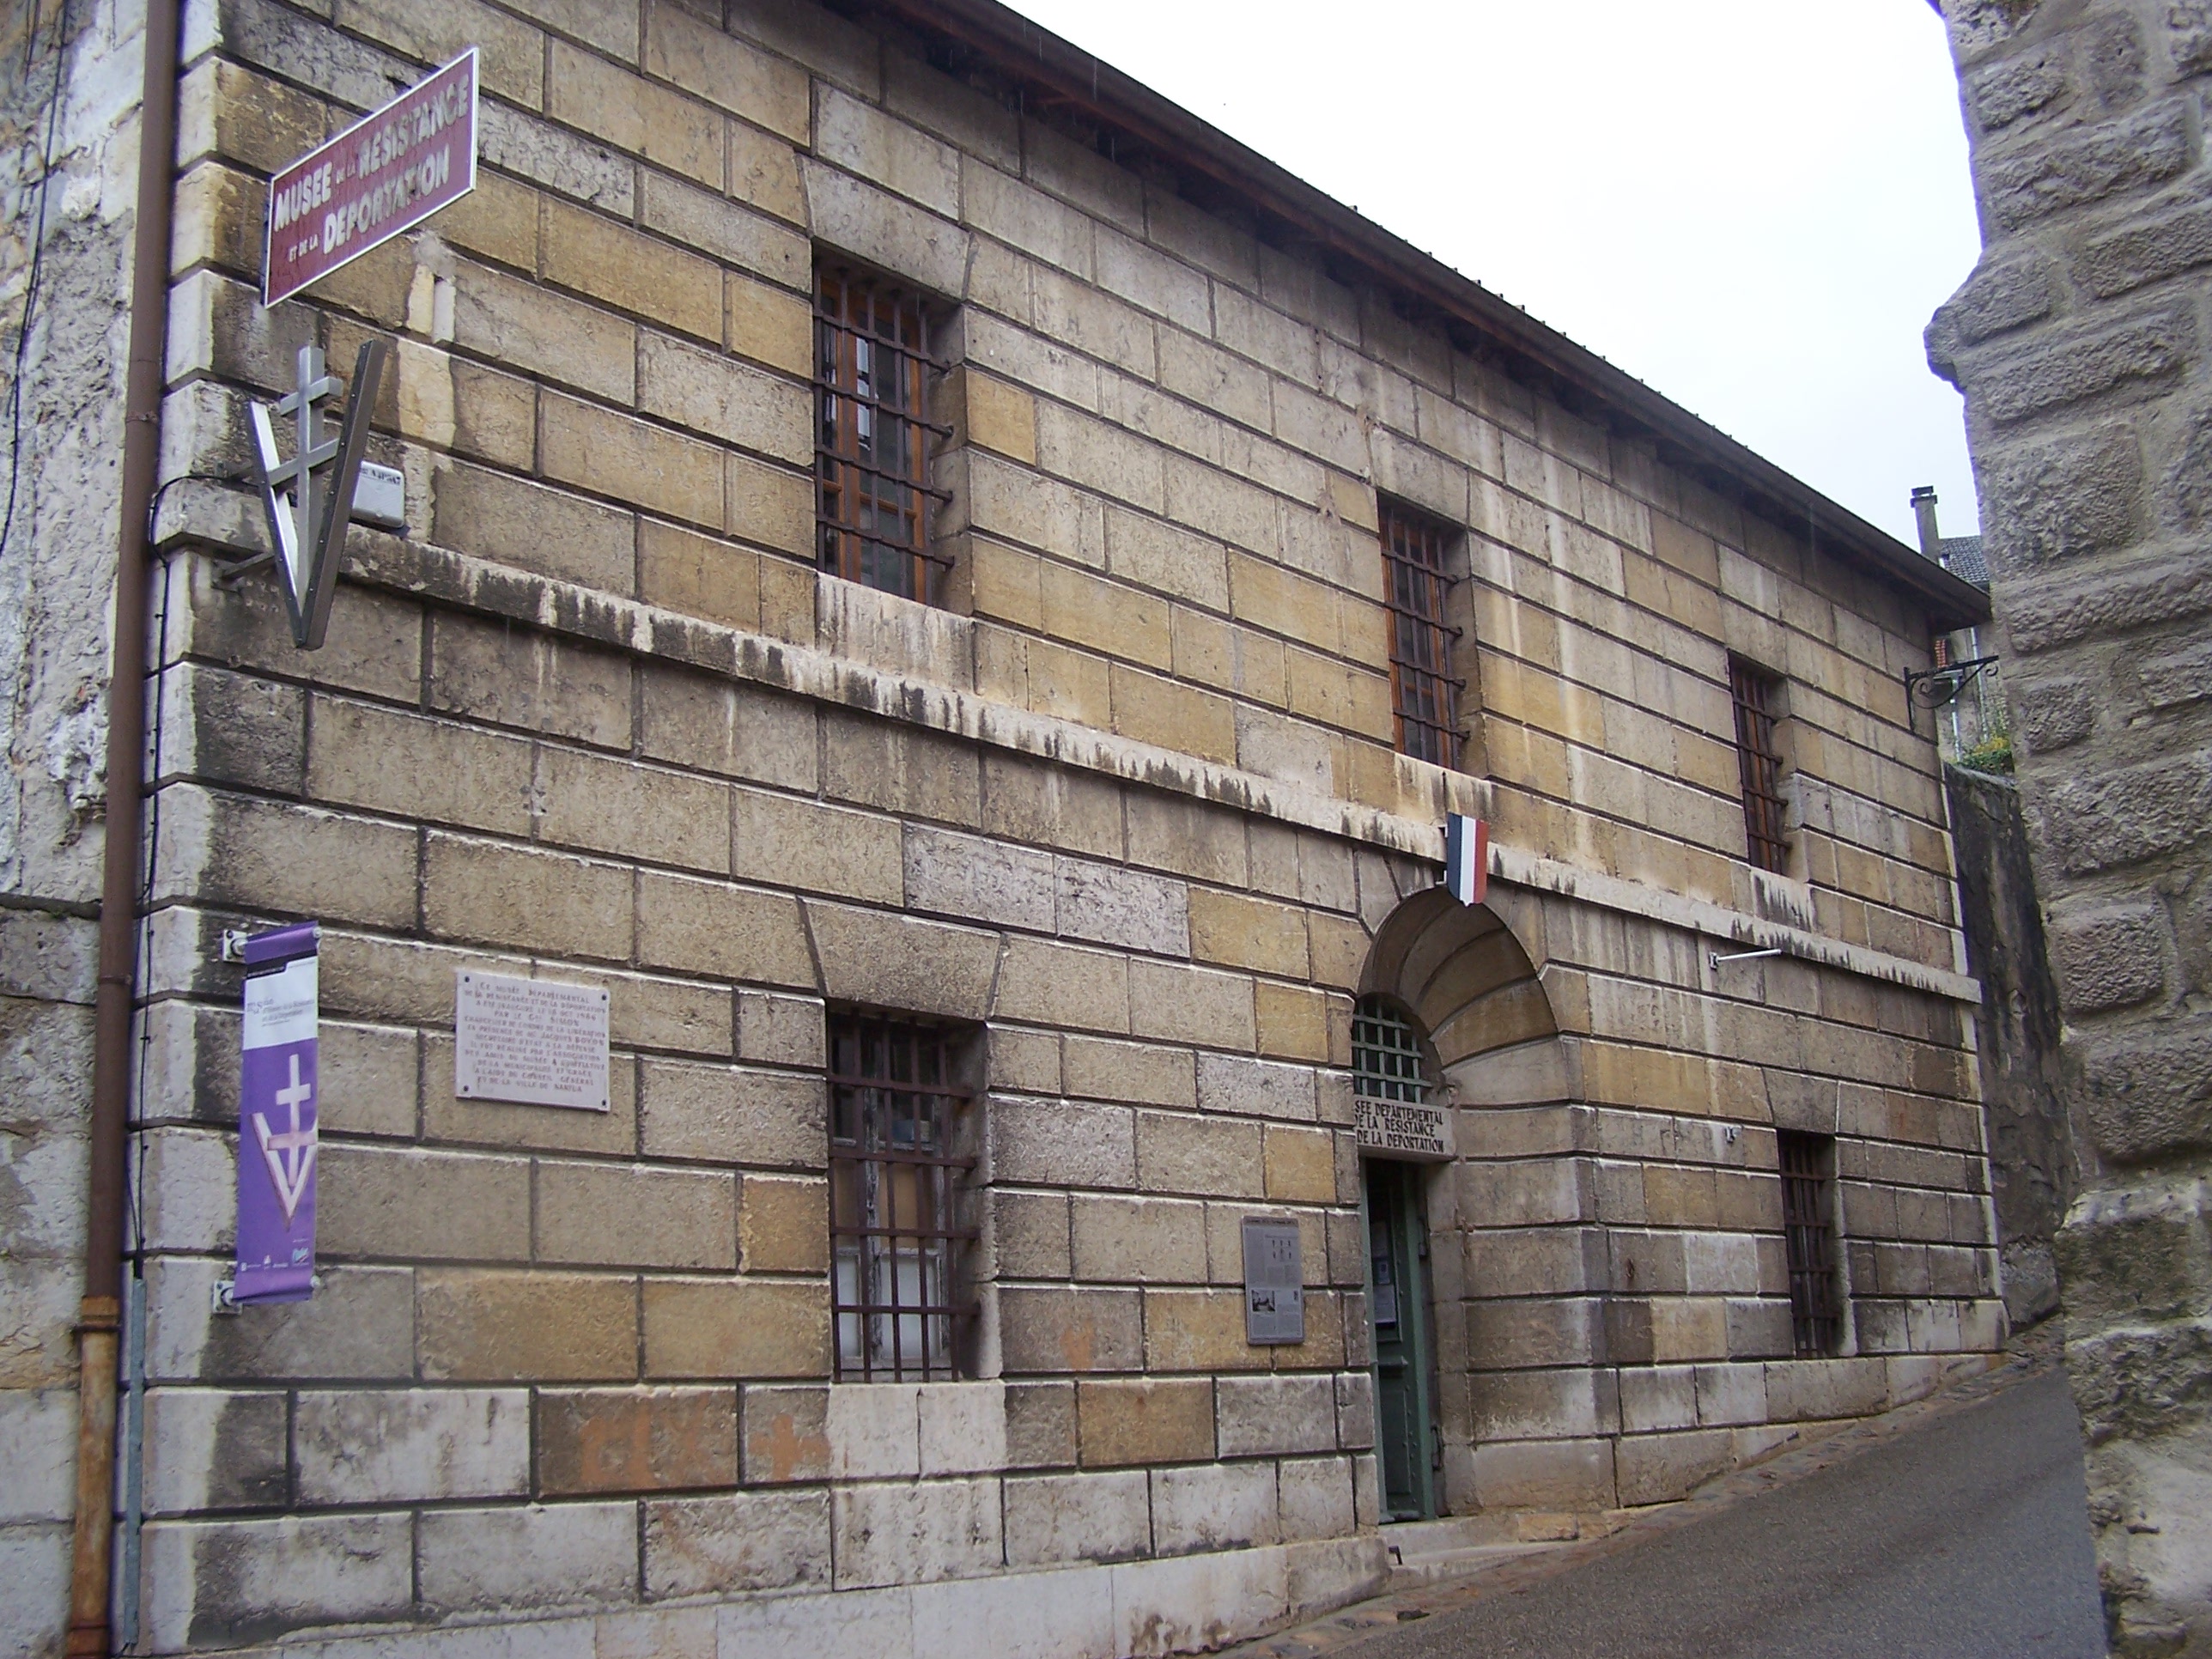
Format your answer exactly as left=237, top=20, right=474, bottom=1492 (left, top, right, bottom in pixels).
left=177, top=1534, right=1389, bottom=1659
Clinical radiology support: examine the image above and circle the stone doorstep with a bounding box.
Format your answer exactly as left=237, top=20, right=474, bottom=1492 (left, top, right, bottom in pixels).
left=1376, top=1510, right=1615, bottom=1592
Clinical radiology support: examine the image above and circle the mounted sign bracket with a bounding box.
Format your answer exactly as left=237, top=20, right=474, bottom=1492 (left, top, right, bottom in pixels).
left=1902, top=655, right=1998, bottom=735
left=247, top=339, right=390, bottom=649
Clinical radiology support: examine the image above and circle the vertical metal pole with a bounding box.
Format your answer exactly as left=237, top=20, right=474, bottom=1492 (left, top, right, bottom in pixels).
left=116, top=1273, right=147, bottom=1650
left=73, top=0, right=180, bottom=1648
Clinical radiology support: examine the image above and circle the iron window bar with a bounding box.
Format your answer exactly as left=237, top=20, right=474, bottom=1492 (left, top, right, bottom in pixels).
left=813, top=451, right=957, bottom=504
left=808, top=374, right=957, bottom=441
left=1378, top=594, right=1467, bottom=640
left=816, top=264, right=940, bottom=605
left=1380, top=503, right=1461, bottom=769
left=1352, top=997, right=1431, bottom=1105
left=1729, top=657, right=1791, bottom=875
left=828, top=1012, right=975, bottom=1382
left=1778, top=1130, right=1843, bottom=1358
left=808, top=301, right=957, bottom=378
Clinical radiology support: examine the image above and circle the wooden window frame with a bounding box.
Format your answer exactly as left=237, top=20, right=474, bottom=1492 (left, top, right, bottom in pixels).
left=815, top=260, right=951, bottom=605
left=827, top=1011, right=977, bottom=1382
left=1379, top=501, right=1462, bottom=768
left=1778, top=1130, right=1844, bottom=1358
left=1729, top=656, right=1791, bottom=874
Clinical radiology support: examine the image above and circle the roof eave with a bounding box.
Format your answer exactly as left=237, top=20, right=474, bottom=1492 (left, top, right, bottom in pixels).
left=854, top=0, right=1995, bottom=634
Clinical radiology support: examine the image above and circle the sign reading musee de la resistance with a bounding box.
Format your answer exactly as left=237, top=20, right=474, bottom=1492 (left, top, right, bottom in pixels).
left=264, top=48, right=478, bottom=307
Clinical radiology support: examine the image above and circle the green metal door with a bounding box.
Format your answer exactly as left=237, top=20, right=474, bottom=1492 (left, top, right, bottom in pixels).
left=1364, top=1158, right=1439, bottom=1521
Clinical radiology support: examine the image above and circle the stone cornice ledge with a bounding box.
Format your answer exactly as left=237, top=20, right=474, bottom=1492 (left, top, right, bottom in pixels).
left=337, top=538, right=1980, bottom=1006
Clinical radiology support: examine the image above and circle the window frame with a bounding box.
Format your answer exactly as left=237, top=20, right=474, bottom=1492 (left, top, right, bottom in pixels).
left=1728, top=655, right=1792, bottom=875
left=814, top=259, right=951, bottom=605
left=1352, top=994, right=1436, bottom=1106
left=826, top=1010, right=978, bottom=1382
left=1377, top=501, right=1462, bottom=769
left=1777, top=1129, right=1844, bottom=1358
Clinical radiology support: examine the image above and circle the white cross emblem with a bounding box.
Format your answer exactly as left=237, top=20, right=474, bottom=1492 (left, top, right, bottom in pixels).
left=252, top=1052, right=319, bottom=1224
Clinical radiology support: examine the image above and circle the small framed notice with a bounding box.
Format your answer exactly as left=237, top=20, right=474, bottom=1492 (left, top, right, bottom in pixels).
left=454, top=970, right=610, bottom=1111
left=1241, top=1216, right=1305, bottom=1345
left=1353, top=1097, right=1455, bottom=1161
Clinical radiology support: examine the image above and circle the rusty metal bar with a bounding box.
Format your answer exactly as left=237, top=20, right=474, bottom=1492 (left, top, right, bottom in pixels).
left=1778, top=1130, right=1843, bottom=1357
left=1729, top=658, right=1791, bottom=874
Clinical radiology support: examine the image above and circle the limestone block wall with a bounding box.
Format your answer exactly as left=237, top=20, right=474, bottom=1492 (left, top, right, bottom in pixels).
left=128, top=545, right=1406, bottom=1652
left=1, top=4, right=156, bottom=1656
left=151, top=0, right=1967, bottom=976
left=127, top=534, right=2001, bottom=1650
left=1361, top=881, right=2001, bottom=1528
left=1930, top=1, right=2212, bottom=1650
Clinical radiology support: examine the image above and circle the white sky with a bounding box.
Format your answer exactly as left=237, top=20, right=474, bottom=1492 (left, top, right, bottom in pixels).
left=1000, top=0, right=1985, bottom=548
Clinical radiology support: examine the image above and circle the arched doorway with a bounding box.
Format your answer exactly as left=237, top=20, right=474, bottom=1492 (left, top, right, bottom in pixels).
left=1358, top=887, right=1568, bottom=1516
left=1352, top=993, right=1444, bottom=1520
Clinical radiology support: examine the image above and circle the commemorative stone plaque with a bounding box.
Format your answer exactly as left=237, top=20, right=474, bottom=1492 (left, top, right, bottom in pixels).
left=454, top=970, right=610, bottom=1111
left=1241, top=1216, right=1305, bottom=1345
left=1353, top=1097, right=1455, bottom=1160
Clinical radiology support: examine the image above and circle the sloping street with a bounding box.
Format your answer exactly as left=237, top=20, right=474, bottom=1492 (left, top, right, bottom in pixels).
left=1245, top=1354, right=2105, bottom=1659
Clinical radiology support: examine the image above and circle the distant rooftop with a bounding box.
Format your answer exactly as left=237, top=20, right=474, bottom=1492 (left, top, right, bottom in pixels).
left=1938, top=535, right=1988, bottom=589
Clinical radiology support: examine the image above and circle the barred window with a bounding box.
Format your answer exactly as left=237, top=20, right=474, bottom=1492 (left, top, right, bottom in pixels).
left=828, top=1012, right=975, bottom=1381
left=816, top=262, right=947, bottom=604
left=1729, top=656, right=1790, bottom=875
left=1380, top=503, right=1460, bottom=767
left=1352, top=996, right=1431, bottom=1104
left=1778, top=1130, right=1844, bottom=1358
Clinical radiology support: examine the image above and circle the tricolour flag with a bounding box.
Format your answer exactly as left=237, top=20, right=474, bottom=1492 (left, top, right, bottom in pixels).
left=1444, top=814, right=1488, bottom=906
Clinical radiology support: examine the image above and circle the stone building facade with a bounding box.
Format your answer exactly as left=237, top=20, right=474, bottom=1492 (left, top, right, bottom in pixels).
left=5, top=0, right=2002, bottom=1653
left=1929, top=0, right=2212, bottom=1650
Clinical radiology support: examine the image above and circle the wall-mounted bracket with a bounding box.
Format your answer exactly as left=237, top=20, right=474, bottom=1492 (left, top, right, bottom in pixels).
left=1903, top=655, right=1999, bottom=734
left=1711, top=946, right=1785, bottom=969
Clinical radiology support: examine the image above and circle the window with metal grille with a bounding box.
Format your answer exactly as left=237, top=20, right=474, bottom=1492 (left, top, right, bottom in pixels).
left=1353, top=996, right=1431, bottom=1103
left=828, top=1012, right=975, bottom=1381
left=816, top=262, right=949, bottom=604
left=1729, top=657, right=1791, bottom=874
left=1379, top=503, right=1461, bottom=767
left=1778, top=1130, right=1844, bottom=1357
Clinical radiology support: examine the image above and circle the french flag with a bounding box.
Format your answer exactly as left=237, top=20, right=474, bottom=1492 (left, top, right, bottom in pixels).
left=1444, top=814, right=1488, bottom=906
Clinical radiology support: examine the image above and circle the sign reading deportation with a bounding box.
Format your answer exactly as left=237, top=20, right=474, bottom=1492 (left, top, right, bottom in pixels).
left=1354, top=1096, right=1455, bottom=1161
left=264, top=48, right=477, bottom=306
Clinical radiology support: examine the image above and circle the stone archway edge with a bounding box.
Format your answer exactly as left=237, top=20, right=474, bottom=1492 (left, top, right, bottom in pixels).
left=310, top=534, right=1979, bottom=1008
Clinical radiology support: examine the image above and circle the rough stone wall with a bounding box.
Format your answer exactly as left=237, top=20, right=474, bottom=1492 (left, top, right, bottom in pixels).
left=1945, top=763, right=2073, bottom=1325
left=0, top=0, right=2011, bottom=1650
left=0, top=3, right=145, bottom=1656
left=1929, top=0, right=2212, bottom=1650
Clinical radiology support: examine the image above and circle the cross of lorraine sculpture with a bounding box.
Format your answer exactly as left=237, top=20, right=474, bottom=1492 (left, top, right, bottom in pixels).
left=248, top=338, right=390, bottom=649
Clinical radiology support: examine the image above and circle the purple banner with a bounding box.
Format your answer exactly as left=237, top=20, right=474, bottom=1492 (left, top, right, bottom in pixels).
left=235, top=923, right=320, bottom=1305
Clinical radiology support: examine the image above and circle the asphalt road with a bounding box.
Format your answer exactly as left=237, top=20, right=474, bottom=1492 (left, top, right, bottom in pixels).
left=1363, top=1369, right=2106, bottom=1659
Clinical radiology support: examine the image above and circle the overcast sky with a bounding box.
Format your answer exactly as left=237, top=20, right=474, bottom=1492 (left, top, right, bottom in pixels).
left=1001, top=1, right=1984, bottom=548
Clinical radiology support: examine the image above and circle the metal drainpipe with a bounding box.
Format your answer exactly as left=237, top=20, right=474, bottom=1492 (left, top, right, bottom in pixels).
left=69, top=0, right=180, bottom=1650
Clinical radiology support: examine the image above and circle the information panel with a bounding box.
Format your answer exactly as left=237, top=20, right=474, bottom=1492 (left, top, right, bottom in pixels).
left=1241, top=1216, right=1305, bottom=1345
left=264, top=49, right=477, bottom=306
left=454, top=970, right=610, bottom=1111
left=235, top=922, right=321, bottom=1305
left=1353, top=1097, right=1455, bottom=1161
